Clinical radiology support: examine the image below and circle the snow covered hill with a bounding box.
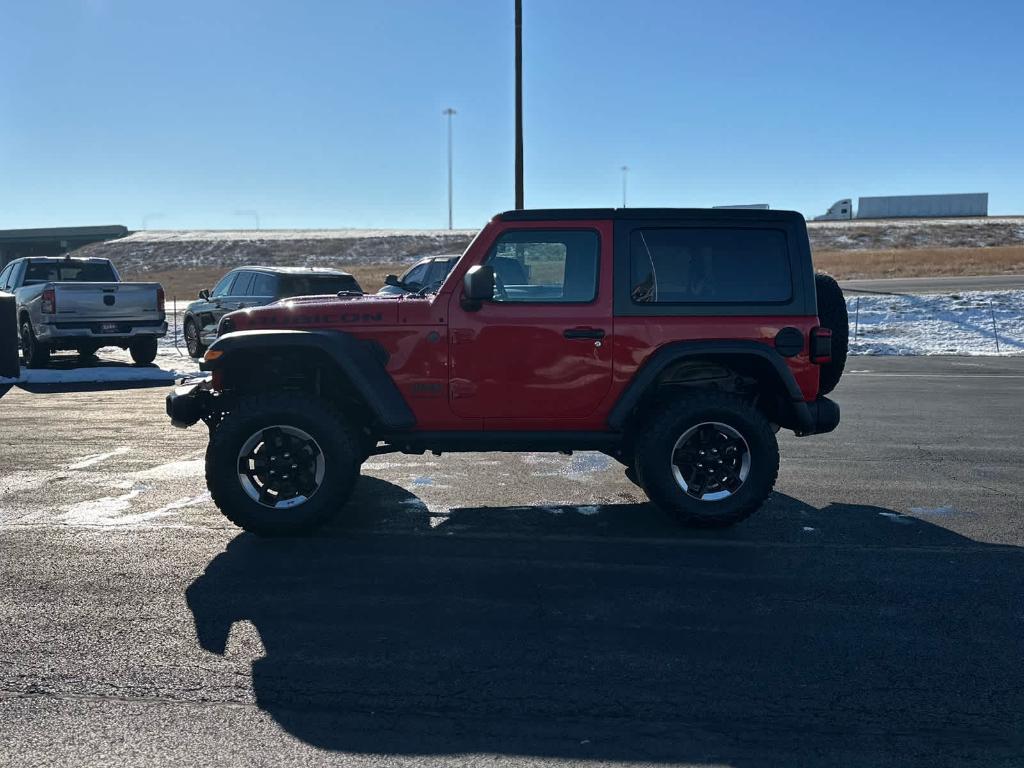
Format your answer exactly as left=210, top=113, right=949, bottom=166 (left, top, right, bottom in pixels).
left=73, top=217, right=1024, bottom=276
left=75, top=228, right=477, bottom=274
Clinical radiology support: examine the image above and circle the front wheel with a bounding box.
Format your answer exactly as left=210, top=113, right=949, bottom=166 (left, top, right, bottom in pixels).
left=20, top=320, right=50, bottom=369
left=636, top=392, right=779, bottom=527
left=129, top=337, right=158, bottom=365
left=205, top=393, right=361, bottom=535
left=184, top=317, right=206, bottom=358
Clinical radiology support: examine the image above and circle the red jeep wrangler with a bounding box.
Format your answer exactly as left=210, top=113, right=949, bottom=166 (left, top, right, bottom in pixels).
left=167, top=208, right=847, bottom=535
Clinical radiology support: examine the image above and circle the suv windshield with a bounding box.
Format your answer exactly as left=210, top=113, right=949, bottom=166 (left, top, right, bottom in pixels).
left=24, top=261, right=117, bottom=284
left=277, top=274, right=362, bottom=298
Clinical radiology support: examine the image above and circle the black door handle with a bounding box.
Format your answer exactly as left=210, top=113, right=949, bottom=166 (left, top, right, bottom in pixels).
left=563, top=328, right=606, bottom=340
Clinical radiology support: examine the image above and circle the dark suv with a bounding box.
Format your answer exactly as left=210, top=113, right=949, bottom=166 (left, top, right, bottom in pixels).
left=183, top=266, right=361, bottom=357
left=168, top=208, right=848, bottom=535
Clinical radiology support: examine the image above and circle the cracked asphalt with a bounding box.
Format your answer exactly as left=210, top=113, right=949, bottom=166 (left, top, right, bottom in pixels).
left=1, top=356, right=1023, bottom=767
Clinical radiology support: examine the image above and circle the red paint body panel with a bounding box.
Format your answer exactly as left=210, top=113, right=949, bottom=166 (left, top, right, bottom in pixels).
left=222, top=215, right=823, bottom=432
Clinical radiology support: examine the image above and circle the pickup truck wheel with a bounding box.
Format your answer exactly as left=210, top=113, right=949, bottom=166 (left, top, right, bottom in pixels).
left=814, top=273, right=849, bottom=395
left=129, top=337, right=158, bottom=365
left=20, top=320, right=50, bottom=369
left=184, top=318, right=206, bottom=358
left=205, top=394, right=360, bottom=536
left=636, top=393, right=778, bottom=528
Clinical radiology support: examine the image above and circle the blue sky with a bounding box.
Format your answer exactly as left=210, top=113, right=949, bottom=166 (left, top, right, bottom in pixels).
left=2, top=0, right=1021, bottom=230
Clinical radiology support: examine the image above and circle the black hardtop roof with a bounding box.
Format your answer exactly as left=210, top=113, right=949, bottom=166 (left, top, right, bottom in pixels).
left=496, top=208, right=805, bottom=223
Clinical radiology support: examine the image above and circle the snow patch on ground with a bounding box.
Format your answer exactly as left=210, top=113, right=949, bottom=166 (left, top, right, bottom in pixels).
left=848, top=289, right=1024, bottom=356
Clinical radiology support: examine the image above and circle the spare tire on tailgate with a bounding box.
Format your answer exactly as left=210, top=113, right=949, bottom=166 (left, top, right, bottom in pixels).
left=814, top=273, right=848, bottom=396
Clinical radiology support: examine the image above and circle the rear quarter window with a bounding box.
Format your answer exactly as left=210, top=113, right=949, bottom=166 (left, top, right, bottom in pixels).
left=630, top=228, right=791, bottom=304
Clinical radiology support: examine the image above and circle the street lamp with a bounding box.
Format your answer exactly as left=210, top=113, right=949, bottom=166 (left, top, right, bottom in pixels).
left=621, top=166, right=629, bottom=208
left=234, top=209, right=260, bottom=230
left=514, top=0, right=524, bottom=209
left=443, top=108, right=456, bottom=230
left=141, top=212, right=164, bottom=230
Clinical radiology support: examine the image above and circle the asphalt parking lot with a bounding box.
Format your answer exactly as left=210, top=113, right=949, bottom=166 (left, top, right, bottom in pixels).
left=2, top=355, right=1023, bottom=767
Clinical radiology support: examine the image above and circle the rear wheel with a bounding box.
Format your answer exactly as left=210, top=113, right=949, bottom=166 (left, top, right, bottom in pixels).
left=636, top=392, right=778, bottom=527
left=814, top=273, right=849, bottom=395
left=20, top=320, right=50, bottom=369
left=129, top=337, right=158, bottom=365
left=184, top=317, right=206, bottom=358
left=206, top=393, right=361, bottom=535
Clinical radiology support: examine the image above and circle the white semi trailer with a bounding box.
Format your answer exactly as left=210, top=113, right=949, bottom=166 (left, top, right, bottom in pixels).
left=814, top=193, right=988, bottom=220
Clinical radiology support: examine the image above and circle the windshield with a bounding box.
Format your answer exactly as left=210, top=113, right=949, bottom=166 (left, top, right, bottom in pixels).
left=23, top=261, right=117, bottom=285
left=277, top=274, right=362, bottom=298
left=388, top=257, right=457, bottom=295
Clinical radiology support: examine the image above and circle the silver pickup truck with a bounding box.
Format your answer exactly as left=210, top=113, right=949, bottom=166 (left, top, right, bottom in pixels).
left=0, top=256, right=166, bottom=368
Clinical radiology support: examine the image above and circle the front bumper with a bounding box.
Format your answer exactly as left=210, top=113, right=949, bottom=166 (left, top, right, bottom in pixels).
left=166, top=378, right=214, bottom=428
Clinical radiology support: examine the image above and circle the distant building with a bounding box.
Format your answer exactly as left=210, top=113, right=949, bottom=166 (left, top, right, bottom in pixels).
left=814, top=194, right=988, bottom=221
left=0, top=226, right=128, bottom=268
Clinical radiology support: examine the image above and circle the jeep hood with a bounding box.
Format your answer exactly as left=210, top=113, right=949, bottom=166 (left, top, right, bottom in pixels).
left=228, top=293, right=405, bottom=330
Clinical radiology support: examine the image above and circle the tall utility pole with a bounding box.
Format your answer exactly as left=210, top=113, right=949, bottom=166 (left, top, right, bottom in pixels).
left=443, top=108, right=456, bottom=229
left=514, top=0, right=524, bottom=209
left=621, top=166, right=629, bottom=208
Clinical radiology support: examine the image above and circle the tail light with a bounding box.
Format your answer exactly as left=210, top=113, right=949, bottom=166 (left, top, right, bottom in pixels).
left=156, top=286, right=165, bottom=313
left=41, top=288, right=56, bottom=314
left=810, top=326, right=832, bottom=364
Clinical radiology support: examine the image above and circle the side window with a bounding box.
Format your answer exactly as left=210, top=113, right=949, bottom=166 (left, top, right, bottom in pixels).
left=10, top=261, right=26, bottom=288
left=211, top=273, right=236, bottom=298
left=252, top=273, right=276, bottom=297
left=484, top=229, right=599, bottom=303
left=232, top=271, right=255, bottom=296
left=630, top=228, right=791, bottom=304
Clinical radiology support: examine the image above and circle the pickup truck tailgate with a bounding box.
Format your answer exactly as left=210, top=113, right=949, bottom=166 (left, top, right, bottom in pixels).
left=54, top=282, right=163, bottom=321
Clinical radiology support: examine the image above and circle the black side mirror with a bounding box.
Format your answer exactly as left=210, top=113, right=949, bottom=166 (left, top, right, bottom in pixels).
left=463, top=265, right=495, bottom=303
left=384, top=274, right=401, bottom=288
left=198, top=289, right=210, bottom=300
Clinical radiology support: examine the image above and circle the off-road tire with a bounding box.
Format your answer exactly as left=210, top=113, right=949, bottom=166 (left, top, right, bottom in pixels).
left=184, top=317, right=206, bottom=358
left=206, top=393, right=361, bottom=536
left=129, top=337, right=158, bottom=365
left=20, top=320, right=50, bottom=369
left=814, top=273, right=848, bottom=395
left=635, top=392, right=779, bottom=528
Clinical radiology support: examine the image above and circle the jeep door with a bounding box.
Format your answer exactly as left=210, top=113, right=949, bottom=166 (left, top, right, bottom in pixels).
left=448, top=222, right=614, bottom=422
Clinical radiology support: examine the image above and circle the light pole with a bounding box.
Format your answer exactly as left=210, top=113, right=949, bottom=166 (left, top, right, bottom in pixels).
left=443, top=108, right=456, bottom=229
left=514, top=0, right=524, bottom=209
left=234, top=209, right=260, bottom=230
left=621, top=166, right=629, bottom=208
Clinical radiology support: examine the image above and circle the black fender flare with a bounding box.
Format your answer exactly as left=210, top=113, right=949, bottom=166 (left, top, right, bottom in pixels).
left=201, top=329, right=416, bottom=430
left=606, top=340, right=815, bottom=434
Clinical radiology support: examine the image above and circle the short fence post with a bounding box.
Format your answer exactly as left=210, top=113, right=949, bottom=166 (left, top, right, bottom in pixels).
left=990, top=299, right=1001, bottom=354
left=854, top=296, right=861, bottom=342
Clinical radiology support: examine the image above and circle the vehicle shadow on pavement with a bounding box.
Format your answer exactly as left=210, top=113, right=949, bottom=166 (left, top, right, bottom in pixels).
left=11, top=357, right=176, bottom=394
left=186, top=478, right=1024, bottom=766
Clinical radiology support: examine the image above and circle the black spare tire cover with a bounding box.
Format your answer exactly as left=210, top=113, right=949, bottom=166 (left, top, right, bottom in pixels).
left=814, top=273, right=849, bottom=396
